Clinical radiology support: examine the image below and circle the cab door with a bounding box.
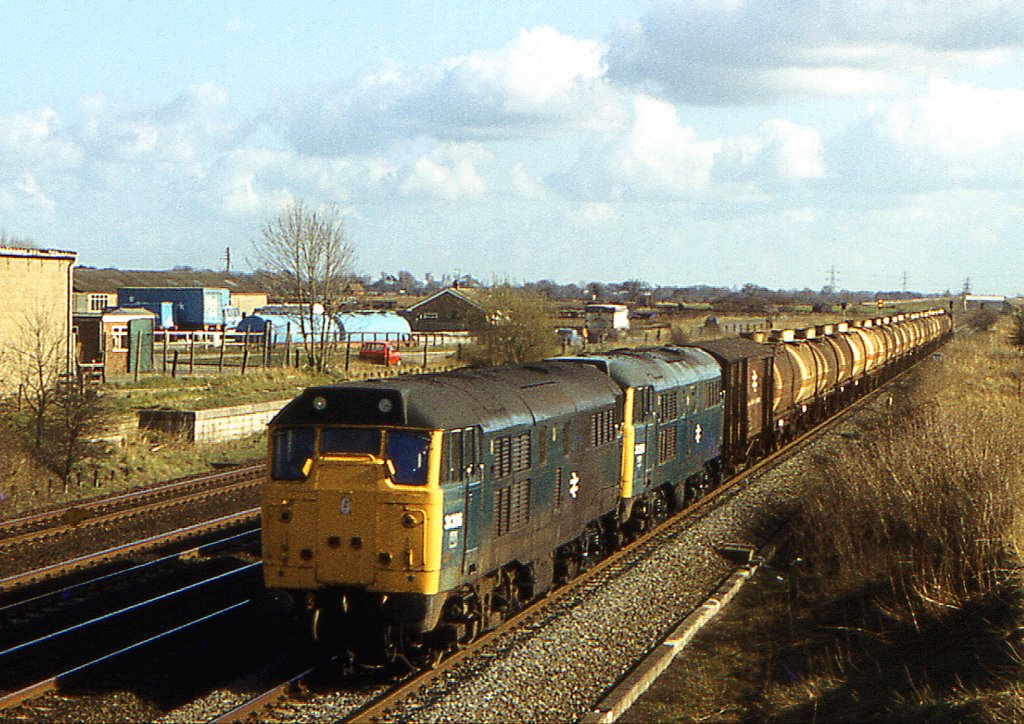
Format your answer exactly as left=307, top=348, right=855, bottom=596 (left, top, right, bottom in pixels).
left=460, top=427, right=482, bottom=576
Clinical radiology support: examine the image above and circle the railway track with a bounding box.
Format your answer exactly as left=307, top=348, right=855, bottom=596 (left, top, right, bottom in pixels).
left=0, top=464, right=264, bottom=591
left=0, top=463, right=263, bottom=545
left=209, top=362, right=921, bottom=723
left=0, top=529, right=266, bottom=716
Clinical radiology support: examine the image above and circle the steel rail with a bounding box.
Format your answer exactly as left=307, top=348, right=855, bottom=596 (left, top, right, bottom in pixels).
left=0, top=464, right=263, bottom=539
left=0, top=507, right=259, bottom=593
left=0, top=562, right=260, bottom=661
left=0, top=600, right=252, bottom=712
left=0, top=527, right=259, bottom=618
left=209, top=668, right=316, bottom=723
left=0, top=477, right=260, bottom=552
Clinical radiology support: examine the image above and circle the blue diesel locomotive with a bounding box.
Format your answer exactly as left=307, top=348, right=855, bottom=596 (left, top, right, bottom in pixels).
left=261, top=310, right=951, bottom=665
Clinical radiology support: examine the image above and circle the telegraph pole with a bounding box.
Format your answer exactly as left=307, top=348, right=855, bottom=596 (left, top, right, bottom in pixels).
left=225, top=247, right=231, bottom=273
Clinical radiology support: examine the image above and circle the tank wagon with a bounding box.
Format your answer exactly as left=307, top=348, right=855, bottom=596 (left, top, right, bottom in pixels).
left=262, top=309, right=952, bottom=666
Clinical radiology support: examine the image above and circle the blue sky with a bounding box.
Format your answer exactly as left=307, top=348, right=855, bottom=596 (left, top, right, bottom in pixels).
left=3, top=2, right=1024, bottom=294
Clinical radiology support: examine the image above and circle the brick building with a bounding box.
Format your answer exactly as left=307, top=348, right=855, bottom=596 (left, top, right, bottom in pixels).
left=0, top=246, right=77, bottom=392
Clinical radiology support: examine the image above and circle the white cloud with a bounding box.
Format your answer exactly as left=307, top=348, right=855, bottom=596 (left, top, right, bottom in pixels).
left=78, top=83, right=238, bottom=165
left=554, top=96, right=823, bottom=201
left=399, top=143, right=490, bottom=199
left=511, top=163, right=546, bottom=199
left=832, top=80, right=1024, bottom=190
left=0, top=107, right=82, bottom=168
left=566, top=201, right=617, bottom=227
left=278, top=27, right=629, bottom=154
left=606, top=1, right=1024, bottom=104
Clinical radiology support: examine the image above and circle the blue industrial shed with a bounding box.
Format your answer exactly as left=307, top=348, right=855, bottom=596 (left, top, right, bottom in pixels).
left=234, top=311, right=411, bottom=344
left=337, top=312, right=412, bottom=341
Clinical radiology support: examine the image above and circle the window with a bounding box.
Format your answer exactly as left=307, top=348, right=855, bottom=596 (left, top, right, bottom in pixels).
left=321, top=428, right=380, bottom=455
left=702, top=380, right=723, bottom=409
left=685, top=385, right=696, bottom=414
left=89, top=293, right=108, bottom=312
left=443, top=427, right=478, bottom=482
left=538, top=426, right=548, bottom=465
left=111, top=324, right=128, bottom=351
left=658, top=391, right=678, bottom=420
left=271, top=428, right=316, bottom=481
left=590, top=409, right=615, bottom=447
left=658, top=425, right=677, bottom=465
left=385, top=431, right=431, bottom=485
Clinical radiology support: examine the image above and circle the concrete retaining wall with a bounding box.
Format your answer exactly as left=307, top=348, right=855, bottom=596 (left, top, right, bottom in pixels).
left=138, top=399, right=289, bottom=443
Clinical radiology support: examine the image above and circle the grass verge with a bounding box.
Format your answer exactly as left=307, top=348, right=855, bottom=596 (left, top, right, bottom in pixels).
left=627, top=321, right=1024, bottom=722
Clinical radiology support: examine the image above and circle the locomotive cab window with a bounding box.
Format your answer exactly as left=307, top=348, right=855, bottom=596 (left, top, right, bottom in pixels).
left=271, top=427, right=315, bottom=481
left=320, top=428, right=381, bottom=455
left=385, top=430, right=432, bottom=486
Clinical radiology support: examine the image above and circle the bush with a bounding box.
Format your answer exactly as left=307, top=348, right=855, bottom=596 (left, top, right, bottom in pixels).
left=966, top=307, right=1000, bottom=332
left=465, top=286, right=559, bottom=366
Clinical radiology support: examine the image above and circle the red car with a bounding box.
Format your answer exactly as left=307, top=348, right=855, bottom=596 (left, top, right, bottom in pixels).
left=358, top=341, right=401, bottom=365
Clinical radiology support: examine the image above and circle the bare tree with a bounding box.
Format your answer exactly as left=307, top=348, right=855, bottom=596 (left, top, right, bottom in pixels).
left=11, top=307, right=66, bottom=449
left=254, top=199, right=356, bottom=371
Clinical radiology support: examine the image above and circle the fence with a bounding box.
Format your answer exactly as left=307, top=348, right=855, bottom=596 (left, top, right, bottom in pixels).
left=149, top=329, right=472, bottom=376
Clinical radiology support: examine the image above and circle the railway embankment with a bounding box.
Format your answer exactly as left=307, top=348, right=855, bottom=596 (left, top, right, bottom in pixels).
left=626, top=323, right=1024, bottom=722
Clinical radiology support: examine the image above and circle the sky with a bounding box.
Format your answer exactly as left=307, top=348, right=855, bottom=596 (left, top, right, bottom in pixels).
left=3, top=1, right=1024, bottom=295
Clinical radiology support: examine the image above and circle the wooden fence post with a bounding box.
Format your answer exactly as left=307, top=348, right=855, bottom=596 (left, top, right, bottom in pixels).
left=171, top=350, right=179, bottom=378
left=241, top=347, right=249, bottom=375
left=188, top=333, right=195, bottom=374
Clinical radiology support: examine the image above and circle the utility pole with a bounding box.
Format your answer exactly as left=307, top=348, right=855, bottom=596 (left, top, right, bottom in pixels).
left=225, top=247, right=231, bottom=273
left=901, top=271, right=908, bottom=292
left=962, top=277, right=972, bottom=295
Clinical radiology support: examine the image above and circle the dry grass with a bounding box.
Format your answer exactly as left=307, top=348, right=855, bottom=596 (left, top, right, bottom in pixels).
left=770, top=322, right=1024, bottom=720
left=627, top=320, right=1024, bottom=722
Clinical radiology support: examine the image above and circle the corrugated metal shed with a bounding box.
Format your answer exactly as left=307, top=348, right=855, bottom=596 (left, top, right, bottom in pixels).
left=337, top=312, right=412, bottom=341
left=235, top=310, right=411, bottom=344
left=235, top=313, right=340, bottom=344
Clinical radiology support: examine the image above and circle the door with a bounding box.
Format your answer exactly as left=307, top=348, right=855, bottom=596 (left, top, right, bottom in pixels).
left=461, top=427, right=483, bottom=576
left=128, top=318, right=154, bottom=372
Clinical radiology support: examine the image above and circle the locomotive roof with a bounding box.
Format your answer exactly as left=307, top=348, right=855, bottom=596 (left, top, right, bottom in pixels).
left=270, top=359, right=620, bottom=433
left=554, top=346, right=720, bottom=391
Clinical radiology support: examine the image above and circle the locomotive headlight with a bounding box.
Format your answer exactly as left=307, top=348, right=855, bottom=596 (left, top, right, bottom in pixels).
left=378, top=398, right=393, bottom=413
left=312, top=395, right=327, bottom=411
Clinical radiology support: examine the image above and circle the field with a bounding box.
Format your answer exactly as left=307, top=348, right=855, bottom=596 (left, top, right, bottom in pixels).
left=626, top=317, right=1024, bottom=722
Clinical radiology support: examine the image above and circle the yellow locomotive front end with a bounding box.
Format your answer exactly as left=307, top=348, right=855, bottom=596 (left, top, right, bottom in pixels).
left=261, top=386, right=447, bottom=663
left=262, top=428, right=444, bottom=595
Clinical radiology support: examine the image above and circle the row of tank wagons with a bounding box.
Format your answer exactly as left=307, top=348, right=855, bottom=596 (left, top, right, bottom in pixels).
left=764, top=309, right=952, bottom=436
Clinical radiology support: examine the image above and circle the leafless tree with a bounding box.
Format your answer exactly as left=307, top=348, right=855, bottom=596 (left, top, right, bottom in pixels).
left=10, top=306, right=66, bottom=449
left=253, top=200, right=356, bottom=371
